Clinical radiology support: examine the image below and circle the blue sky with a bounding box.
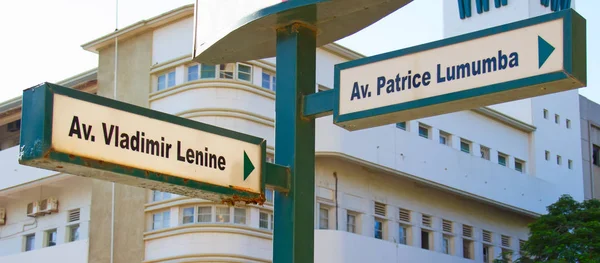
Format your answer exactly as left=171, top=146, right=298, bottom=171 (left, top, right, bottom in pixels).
left=0, top=0, right=597, bottom=103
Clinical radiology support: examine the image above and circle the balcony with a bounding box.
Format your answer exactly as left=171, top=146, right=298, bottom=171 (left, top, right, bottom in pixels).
left=0, top=239, right=88, bottom=263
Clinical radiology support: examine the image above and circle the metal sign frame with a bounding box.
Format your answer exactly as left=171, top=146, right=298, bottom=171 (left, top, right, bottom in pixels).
left=332, top=9, right=586, bottom=131
left=19, top=83, right=268, bottom=204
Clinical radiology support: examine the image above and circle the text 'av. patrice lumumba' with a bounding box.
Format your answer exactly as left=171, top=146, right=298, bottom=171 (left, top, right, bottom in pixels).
left=348, top=50, right=519, bottom=101
left=66, top=115, right=227, bottom=171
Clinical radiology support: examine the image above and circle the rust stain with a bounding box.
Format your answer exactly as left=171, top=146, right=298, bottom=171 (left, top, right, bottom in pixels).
left=221, top=194, right=266, bottom=206
left=68, top=154, right=75, bottom=160
left=56, top=166, right=63, bottom=169
left=144, top=171, right=150, bottom=177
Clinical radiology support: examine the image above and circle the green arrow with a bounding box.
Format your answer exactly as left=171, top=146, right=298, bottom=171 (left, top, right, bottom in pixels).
left=243, top=151, right=255, bottom=181
left=538, top=36, right=555, bottom=69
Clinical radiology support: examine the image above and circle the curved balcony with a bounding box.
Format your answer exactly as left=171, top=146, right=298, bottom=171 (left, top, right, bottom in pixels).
left=149, top=79, right=275, bottom=149
left=143, top=224, right=272, bottom=263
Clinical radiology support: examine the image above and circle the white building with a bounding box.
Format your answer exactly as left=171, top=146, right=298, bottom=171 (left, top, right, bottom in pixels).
left=0, top=1, right=589, bottom=262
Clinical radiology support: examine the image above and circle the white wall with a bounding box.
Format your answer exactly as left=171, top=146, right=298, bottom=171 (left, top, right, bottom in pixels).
left=0, top=146, right=58, bottom=191
left=315, top=230, right=475, bottom=263
left=0, top=176, right=91, bottom=258
left=0, top=239, right=89, bottom=263
left=152, top=17, right=194, bottom=65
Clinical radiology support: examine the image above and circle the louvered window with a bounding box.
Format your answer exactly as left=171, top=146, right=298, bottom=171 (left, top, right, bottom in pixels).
left=374, top=202, right=386, bottom=217
left=463, top=225, right=473, bottom=238
left=399, top=209, right=411, bottom=223
left=422, top=214, right=432, bottom=228
left=519, top=239, right=526, bottom=250
left=442, top=219, right=453, bottom=233
left=483, top=230, right=492, bottom=243
left=502, top=235, right=511, bottom=247
left=68, top=209, right=80, bottom=223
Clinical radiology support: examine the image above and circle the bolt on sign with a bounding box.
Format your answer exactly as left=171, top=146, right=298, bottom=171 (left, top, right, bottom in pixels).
left=19, top=83, right=266, bottom=204
left=333, top=9, right=586, bottom=131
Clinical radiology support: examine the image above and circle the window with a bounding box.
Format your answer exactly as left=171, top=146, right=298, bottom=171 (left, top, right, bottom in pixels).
left=398, top=225, right=408, bottom=245
left=399, top=208, right=411, bottom=223
left=152, top=190, right=171, bottom=202
left=498, top=153, right=507, bottom=166
left=482, top=230, right=492, bottom=243
left=182, top=207, right=194, bottom=224
left=67, top=224, right=80, bottom=242
left=568, top=159, right=573, bottom=169
left=593, top=145, right=599, bottom=166
left=421, top=214, right=432, bottom=228
left=463, top=239, right=473, bottom=259
left=374, top=202, right=386, bottom=217
left=319, top=205, right=329, bottom=229
left=555, top=114, right=560, bottom=124
left=234, top=208, right=246, bottom=224
left=374, top=219, right=383, bottom=239
left=566, top=119, right=571, bottom=128
left=265, top=188, right=274, bottom=203
left=259, top=211, right=273, bottom=230
left=187, top=64, right=199, bottom=81
left=439, top=131, right=450, bottom=146
left=481, top=146, right=490, bottom=160
left=45, top=229, right=57, bottom=247
left=463, top=225, right=473, bottom=238
left=396, top=122, right=406, bottom=130
left=460, top=140, right=471, bottom=154
left=515, top=159, right=525, bottom=172
left=502, top=235, right=511, bottom=247
left=483, top=245, right=492, bottom=263
left=557, top=155, right=562, bottom=165
left=68, top=208, right=80, bottom=223
left=418, top=124, right=429, bottom=139
left=519, top=239, right=526, bottom=251
left=157, top=71, right=176, bottom=91
left=237, top=63, right=252, bottom=82
left=545, top=150, right=551, bottom=161
left=543, top=109, right=548, bottom=119
left=197, top=206, right=212, bottom=223
left=421, top=230, right=431, bottom=250
left=502, top=249, right=513, bottom=263
left=442, top=219, right=453, bottom=233
left=347, top=213, right=356, bottom=233
left=443, top=235, right=452, bottom=254
left=216, top=207, right=230, bottom=223
left=24, top=234, right=35, bottom=252
left=262, top=71, right=276, bottom=91
left=219, top=64, right=235, bottom=79
left=201, top=64, right=216, bottom=79
left=152, top=211, right=170, bottom=230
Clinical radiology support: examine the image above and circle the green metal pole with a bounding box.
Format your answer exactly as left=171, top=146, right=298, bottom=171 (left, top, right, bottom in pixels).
left=273, top=23, right=316, bottom=263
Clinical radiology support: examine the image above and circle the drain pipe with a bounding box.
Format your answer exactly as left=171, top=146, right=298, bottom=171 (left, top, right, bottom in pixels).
left=334, top=172, right=338, bottom=230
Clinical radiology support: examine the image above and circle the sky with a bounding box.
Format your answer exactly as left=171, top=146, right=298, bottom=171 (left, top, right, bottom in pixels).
left=0, top=0, right=598, bottom=104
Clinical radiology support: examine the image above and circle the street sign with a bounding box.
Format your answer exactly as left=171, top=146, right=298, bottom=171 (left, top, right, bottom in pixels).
left=193, top=0, right=413, bottom=64
left=333, top=9, right=586, bottom=131
left=19, top=83, right=266, bottom=204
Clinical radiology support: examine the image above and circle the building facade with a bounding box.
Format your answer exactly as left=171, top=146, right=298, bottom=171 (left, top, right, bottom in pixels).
left=580, top=95, right=600, bottom=200
left=0, top=0, right=590, bottom=262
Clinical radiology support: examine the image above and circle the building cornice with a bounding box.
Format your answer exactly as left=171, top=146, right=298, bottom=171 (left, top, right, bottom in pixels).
left=81, top=4, right=195, bottom=53
left=315, top=151, right=541, bottom=219
left=144, top=223, right=273, bottom=241
left=143, top=253, right=270, bottom=263
left=473, top=107, right=536, bottom=133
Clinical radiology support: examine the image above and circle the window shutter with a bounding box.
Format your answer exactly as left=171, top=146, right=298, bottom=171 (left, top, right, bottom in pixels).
left=442, top=219, right=453, bottom=233
left=463, top=225, right=473, bottom=238
left=502, top=235, right=511, bottom=247
left=422, top=214, right=432, bottom=228
left=482, top=230, right=492, bottom=243
left=399, top=209, right=411, bottom=223
left=68, top=208, right=81, bottom=223
left=374, top=202, right=386, bottom=217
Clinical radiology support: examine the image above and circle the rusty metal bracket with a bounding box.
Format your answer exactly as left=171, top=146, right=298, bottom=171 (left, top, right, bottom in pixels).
left=265, top=162, right=291, bottom=193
